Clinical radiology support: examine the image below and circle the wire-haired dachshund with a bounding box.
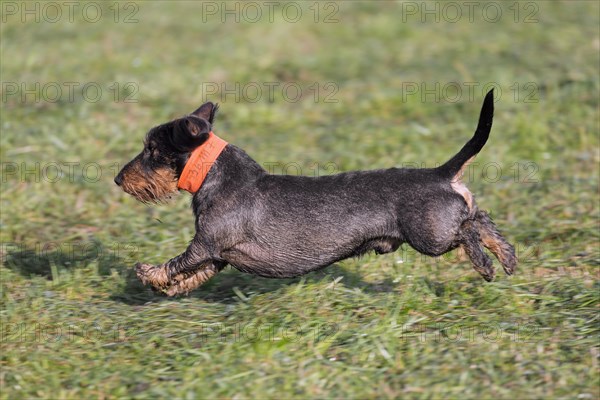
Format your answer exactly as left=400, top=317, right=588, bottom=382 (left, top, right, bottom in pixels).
left=115, top=90, right=516, bottom=296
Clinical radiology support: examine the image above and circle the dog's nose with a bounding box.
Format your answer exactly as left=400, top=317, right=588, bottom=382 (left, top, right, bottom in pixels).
left=114, top=173, right=123, bottom=186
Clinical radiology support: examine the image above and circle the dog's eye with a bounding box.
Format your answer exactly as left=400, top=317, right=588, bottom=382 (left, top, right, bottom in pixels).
left=145, top=146, right=161, bottom=160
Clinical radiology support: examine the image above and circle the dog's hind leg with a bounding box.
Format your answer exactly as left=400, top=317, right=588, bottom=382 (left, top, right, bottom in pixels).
left=459, top=220, right=496, bottom=281
left=473, top=210, right=517, bottom=276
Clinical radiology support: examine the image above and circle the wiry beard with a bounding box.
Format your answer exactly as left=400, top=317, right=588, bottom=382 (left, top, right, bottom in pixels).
left=119, top=164, right=180, bottom=204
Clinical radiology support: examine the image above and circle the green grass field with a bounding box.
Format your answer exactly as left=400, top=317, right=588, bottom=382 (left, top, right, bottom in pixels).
left=1, top=1, right=599, bottom=398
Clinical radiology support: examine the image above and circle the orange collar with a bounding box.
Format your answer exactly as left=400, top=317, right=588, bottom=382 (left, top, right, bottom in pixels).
left=177, top=132, right=228, bottom=193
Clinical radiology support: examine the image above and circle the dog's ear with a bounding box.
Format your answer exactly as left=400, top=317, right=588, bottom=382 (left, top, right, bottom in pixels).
left=171, top=116, right=210, bottom=152
left=191, top=102, right=219, bottom=124
left=184, top=116, right=210, bottom=136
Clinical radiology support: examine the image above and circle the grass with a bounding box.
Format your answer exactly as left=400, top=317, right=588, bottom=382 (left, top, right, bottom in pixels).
left=1, top=1, right=599, bottom=398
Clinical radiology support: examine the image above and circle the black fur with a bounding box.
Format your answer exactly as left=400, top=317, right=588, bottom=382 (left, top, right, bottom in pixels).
left=115, top=90, right=516, bottom=295
left=437, top=89, right=494, bottom=179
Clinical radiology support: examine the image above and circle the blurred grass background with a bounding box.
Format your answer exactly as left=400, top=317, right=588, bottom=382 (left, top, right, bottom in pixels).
left=1, top=1, right=598, bottom=398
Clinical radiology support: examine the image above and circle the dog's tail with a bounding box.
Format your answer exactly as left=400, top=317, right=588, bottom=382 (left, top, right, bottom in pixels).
left=436, top=89, right=494, bottom=180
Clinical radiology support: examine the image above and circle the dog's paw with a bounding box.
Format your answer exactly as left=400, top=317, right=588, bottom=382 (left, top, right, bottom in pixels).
left=481, top=269, right=496, bottom=282
left=473, top=261, right=496, bottom=282
left=135, top=262, right=170, bottom=288
left=500, top=251, right=517, bottom=276
left=165, top=285, right=189, bottom=297
left=134, top=262, right=152, bottom=285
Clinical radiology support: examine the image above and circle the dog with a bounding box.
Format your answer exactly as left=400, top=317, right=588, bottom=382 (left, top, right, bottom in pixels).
left=115, top=89, right=516, bottom=296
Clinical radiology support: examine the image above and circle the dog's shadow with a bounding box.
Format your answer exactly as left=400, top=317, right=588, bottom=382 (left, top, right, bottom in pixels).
left=112, top=263, right=397, bottom=305
left=2, top=241, right=125, bottom=279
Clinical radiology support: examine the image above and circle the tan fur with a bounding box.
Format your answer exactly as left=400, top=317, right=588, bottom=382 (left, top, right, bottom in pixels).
left=473, top=210, right=517, bottom=276
left=136, top=262, right=222, bottom=296
left=165, top=264, right=222, bottom=296
left=450, top=156, right=475, bottom=211
left=136, top=263, right=170, bottom=288
left=479, top=230, right=518, bottom=275
left=120, top=161, right=178, bottom=203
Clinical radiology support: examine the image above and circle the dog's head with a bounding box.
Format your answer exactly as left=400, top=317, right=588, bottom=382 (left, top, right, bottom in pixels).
left=114, top=102, right=219, bottom=203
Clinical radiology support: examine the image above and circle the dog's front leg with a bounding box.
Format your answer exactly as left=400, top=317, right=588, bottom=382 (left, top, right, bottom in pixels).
left=163, top=262, right=226, bottom=296
left=135, top=242, right=210, bottom=290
